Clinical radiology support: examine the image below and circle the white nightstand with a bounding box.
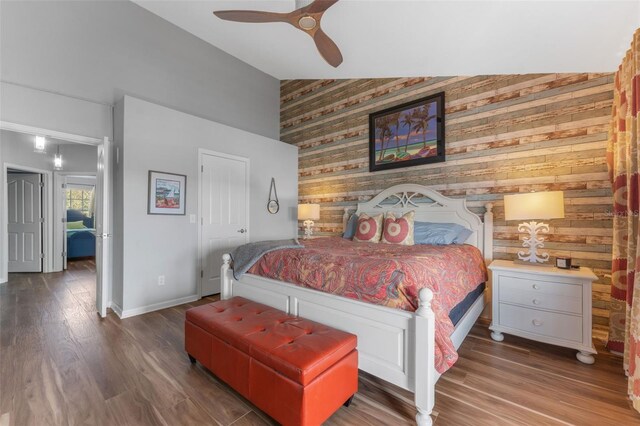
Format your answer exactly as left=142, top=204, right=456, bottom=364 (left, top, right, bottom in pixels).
left=488, top=260, right=598, bottom=364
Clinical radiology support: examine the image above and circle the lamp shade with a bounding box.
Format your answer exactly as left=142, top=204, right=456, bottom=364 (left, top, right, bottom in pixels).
left=503, top=191, right=565, bottom=221
left=298, top=203, right=320, bottom=220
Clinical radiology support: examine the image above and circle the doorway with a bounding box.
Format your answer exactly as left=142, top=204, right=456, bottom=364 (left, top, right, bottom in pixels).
left=1, top=123, right=112, bottom=317
left=198, top=150, right=250, bottom=296
left=54, top=173, right=97, bottom=271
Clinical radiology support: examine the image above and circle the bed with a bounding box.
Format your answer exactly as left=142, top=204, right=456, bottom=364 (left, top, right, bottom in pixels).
left=67, top=228, right=96, bottom=258
left=66, top=209, right=96, bottom=259
left=221, top=184, right=494, bottom=425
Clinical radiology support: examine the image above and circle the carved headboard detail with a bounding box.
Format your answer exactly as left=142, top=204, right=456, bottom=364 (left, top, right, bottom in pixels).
left=342, top=184, right=494, bottom=262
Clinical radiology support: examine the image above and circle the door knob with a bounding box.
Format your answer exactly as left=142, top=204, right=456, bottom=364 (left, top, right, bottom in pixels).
left=237, top=228, right=247, bottom=233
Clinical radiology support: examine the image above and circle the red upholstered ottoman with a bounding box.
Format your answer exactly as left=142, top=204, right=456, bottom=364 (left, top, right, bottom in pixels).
left=185, top=297, right=358, bottom=426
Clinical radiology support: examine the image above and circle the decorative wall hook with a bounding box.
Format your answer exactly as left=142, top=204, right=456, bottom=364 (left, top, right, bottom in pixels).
left=267, top=177, right=279, bottom=214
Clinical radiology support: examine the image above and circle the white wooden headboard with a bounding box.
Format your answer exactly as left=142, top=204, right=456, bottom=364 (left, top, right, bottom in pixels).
left=343, top=184, right=494, bottom=262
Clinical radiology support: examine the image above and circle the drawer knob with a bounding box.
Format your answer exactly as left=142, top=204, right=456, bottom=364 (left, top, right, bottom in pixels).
left=532, top=284, right=540, bottom=290
left=532, top=299, right=541, bottom=305
left=532, top=319, right=543, bottom=327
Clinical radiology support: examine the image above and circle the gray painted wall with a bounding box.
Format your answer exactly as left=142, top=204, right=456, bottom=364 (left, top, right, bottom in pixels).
left=117, top=97, right=297, bottom=315
left=0, top=83, right=112, bottom=141
left=0, top=0, right=280, bottom=140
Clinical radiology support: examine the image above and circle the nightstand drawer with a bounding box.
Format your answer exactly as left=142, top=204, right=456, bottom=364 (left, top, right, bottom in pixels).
left=499, top=285, right=581, bottom=314
left=498, top=303, right=583, bottom=343
left=499, top=275, right=582, bottom=298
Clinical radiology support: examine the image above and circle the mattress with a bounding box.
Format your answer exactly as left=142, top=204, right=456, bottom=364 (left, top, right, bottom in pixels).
left=449, top=282, right=485, bottom=326
left=246, top=237, right=487, bottom=373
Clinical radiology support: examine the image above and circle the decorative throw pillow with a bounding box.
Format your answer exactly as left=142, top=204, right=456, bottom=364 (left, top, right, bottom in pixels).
left=382, top=211, right=415, bottom=245
left=353, top=213, right=383, bottom=243
left=342, top=214, right=358, bottom=239
left=453, top=228, right=473, bottom=244
left=414, top=222, right=473, bottom=245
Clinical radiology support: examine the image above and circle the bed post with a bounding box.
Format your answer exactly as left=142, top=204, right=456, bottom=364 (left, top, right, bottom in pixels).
left=221, top=253, right=232, bottom=300
left=414, top=288, right=435, bottom=426
left=483, top=202, right=494, bottom=263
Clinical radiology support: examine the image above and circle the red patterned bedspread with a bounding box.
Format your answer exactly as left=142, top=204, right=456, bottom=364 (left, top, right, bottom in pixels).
left=246, top=237, right=487, bottom=373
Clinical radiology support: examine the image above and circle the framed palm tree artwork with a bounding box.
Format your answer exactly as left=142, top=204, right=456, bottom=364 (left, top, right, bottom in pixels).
left=369, top=92, right=445, bottom=172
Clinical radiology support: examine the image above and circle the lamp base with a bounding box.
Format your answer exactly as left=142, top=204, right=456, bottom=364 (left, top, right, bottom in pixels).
left=516, top=220, right=551, bottom=264
left=303, top=219, right=315, bottom=239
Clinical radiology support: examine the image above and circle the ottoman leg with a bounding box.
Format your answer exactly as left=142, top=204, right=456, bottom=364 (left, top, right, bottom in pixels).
left=188, top=354, right=196, bottom=364
left=343, top=395, right=354, bottom=407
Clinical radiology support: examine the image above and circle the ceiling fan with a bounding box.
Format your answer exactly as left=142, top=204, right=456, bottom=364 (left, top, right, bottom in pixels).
left=213, top=0, right=343, bottom=68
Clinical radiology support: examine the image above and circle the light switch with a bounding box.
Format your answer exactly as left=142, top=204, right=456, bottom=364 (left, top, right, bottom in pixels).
left=189, top=214, right=196, bottom=224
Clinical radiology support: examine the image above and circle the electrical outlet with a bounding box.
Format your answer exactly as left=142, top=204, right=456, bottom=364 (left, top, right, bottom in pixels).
left=158, top=275, right=165, bottom=286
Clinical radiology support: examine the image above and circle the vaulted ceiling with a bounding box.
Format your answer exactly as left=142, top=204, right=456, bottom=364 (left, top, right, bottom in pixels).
left=134, top=0, right=640, bottom=79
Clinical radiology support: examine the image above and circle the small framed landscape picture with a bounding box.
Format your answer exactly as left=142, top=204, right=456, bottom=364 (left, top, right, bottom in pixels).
left=148, top=171, right=186, bottom=215
left=369, top=92, right=445, bottom=172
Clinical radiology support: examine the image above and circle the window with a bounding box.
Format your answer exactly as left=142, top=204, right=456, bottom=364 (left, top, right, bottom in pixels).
left=66, top=186, right=94, bottom=217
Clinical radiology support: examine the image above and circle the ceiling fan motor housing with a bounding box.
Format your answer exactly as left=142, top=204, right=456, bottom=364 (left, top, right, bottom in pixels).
left=298, top=15, right=317, bottom=30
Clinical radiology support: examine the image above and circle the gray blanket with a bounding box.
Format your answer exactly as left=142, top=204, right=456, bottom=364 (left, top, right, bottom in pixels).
left=230, top=239, right=303, bottom=279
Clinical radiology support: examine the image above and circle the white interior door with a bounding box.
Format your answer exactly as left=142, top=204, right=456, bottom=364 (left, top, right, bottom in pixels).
left=7, top=173, right=43, bottom=273
left=200, top=152, right=249, bottom=296
left=95, top=137, right=112, bottom=317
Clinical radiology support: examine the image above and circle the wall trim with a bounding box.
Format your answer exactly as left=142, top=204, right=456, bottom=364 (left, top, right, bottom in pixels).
left=117, top=294, right=200, bottom=319
left=110, top=301, right=123, bottom=318
left=0, top=121, right=103, bottom=146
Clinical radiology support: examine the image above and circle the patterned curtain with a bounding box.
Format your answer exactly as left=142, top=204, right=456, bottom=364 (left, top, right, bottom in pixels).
left=606, top=28, right=640, bottom=411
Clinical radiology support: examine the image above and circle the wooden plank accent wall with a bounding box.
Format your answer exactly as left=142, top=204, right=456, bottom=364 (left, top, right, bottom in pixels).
left=280, top=74, right=614, bottom=335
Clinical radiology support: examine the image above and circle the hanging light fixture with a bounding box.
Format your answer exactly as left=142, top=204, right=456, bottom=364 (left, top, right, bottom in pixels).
left=54, top=145, right=63, bottom=170
left=34, top=135, right=47, bottom=153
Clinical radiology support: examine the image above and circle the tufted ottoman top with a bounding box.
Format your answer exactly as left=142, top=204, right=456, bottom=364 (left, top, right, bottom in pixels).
left=186, top=297, right=357, bottom=386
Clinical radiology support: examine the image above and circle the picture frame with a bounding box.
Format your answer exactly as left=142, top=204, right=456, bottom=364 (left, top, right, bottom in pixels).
left=147, top=170, right=186, bottom=215
left=369, top=92, right=445, bottom=172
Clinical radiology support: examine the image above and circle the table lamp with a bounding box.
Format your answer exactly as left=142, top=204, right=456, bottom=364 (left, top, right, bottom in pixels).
left=503, top=191, right=564, bottom=265
left=298, top=204, right=320, bottom=239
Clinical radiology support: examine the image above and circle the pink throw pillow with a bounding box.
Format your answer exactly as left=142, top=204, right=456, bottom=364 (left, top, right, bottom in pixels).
left=353, top=213, right=383, bottom=243
left=382, top=211, right=415, bottom=245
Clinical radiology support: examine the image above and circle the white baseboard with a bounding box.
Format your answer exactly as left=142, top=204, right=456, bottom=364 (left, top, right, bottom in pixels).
left=110, top=301, right=124, bottom=318
left=115, top=294, right=200, bottom=319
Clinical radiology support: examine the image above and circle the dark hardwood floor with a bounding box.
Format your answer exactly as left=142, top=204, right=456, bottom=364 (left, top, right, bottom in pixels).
left=1, top=260, right=639, bottom=425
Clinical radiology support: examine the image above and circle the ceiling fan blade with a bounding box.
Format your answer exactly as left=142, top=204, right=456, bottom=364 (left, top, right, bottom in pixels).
left=313, top=27, right=343, bottom=67
left=213, top=10, right=288, bottom=23
left=303, top=0, right=339, bottom=14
